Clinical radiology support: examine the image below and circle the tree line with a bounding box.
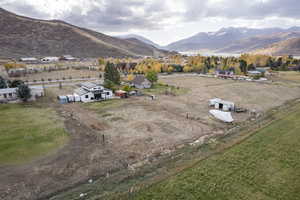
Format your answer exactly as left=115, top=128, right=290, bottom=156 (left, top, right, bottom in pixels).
left=99, top=54, right=300, bottom=76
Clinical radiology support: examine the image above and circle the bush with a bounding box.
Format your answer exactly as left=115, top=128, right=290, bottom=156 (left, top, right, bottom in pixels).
left=17, top=84, right=31, bottom=102
left=9, top=80, right=24, bottom=88
left=122, top=85, right=132, bottom=92
left=146, top=71, right=158, bottom=83
left=253, top=75, right=261, bottom=80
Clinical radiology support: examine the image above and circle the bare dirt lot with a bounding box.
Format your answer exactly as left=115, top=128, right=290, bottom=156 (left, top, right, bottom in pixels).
left=1, top=76, right=300, bottom=200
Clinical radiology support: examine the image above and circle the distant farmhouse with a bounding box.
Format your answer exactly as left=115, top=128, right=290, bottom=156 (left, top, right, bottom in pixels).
left=130, top=75, right=152, bottom=89
left=41, top=57, right=60, bottom=63
left=19, top=57, right=39, bottom=64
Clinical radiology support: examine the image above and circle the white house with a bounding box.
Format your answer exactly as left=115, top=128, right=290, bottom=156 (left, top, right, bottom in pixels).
left=209, top=98, right=235, bottom=111
left=73, top=82, right=113, bottom=103
left=130, top=75, right=152, bottom=89
left=41, top=57, right=60, bottom=63
left=0, top=85, right=44, bottom=103
left=0, top=88, right=18, bottom=102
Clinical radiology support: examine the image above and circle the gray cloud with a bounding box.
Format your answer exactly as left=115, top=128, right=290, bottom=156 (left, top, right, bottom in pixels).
left=183, top=0, right=300, bottom=20
left=62, top=0, right=176, bottom=32
left=0, top=0, right=48, bottom=19
left=1, top=0, right=300, bottom=32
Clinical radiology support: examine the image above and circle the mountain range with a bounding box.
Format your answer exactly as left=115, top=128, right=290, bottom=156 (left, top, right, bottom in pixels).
left=119, top=27, right=300, bottom=56
left=0, top=8, right=169, bottom=58
left=1, top=6, right=300, bottom=58
left=163, top=27, right=300, bottom=55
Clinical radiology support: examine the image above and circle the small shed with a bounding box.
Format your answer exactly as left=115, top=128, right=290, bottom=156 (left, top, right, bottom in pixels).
left=115, top=90, right=128, bottom=98
left=57, top=96, right=68, bottom=104
left=66, top=95, right=75, bottom=102
left=73, top=94, right=81, bottom=102
left=209, top=98, right=235, bottom=111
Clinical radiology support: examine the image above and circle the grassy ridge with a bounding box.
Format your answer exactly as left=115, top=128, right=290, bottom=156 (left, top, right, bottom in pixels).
left=0, top=104, right=69, bottom=165
left=130, top=104, right=300, bottom=200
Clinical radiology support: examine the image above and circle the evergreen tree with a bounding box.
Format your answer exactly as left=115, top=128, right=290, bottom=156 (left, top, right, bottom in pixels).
left=239, top=60, right=248, bottom=74
left=0, top=76, right=8, bottom=89
left=104, top=62, right=120, bottom=86
left=9, top=80, right=24, bottom=88
left=17, top=84, right=31, bottom=102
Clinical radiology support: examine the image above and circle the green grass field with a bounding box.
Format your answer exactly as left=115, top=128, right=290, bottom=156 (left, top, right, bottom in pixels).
left=130, top=104, right=300, bottom=200
left=0, top=104, right=69, bottom=165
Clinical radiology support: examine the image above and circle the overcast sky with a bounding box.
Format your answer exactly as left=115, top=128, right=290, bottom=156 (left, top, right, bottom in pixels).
left=1, top=0, right=300, bottom=45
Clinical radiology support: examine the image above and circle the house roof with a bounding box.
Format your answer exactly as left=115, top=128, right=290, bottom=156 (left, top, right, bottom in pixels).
left=80, top=82, right=98, bottom=89
left=58, top=96, right=68, bottom=100
left=20, top=57, right=37, bottom=61
left=42, top=57, right=59, bottom=60
left=115, top=90, right=127, bottom=94
left=210, top=98, right=234, bottom=106
left=131, top=75, right=150, bottom=85
left=74, top=88, right=89, bottom=96
left=248, top=70, right=262, bottom=74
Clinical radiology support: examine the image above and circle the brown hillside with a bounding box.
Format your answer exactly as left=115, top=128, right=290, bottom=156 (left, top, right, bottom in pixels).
left=252, top=37, right=300, bottom=56
left=0, top=8, right=168, bottom=58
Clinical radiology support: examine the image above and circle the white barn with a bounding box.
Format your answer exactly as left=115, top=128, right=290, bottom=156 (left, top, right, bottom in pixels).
left=74, top=82, right=113, bottom=103
left=209, top=98, right=235, bottom=111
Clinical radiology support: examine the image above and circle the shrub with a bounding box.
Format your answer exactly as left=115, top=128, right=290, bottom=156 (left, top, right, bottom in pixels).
left=17, top=84, right=31, bottom=102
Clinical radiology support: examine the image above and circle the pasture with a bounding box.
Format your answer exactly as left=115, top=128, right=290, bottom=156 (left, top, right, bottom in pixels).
left=0, top=104, right=68, bottom=165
